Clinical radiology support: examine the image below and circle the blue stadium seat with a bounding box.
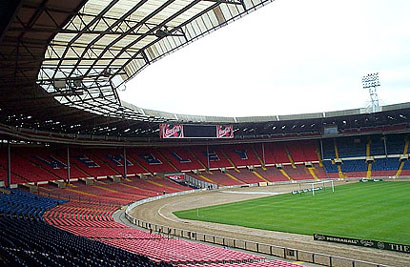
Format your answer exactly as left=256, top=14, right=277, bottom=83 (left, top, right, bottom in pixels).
left=340, top=160, right=367, bottom=172
left=385, top=134, right=406, bottom=154
left=370, top=136, right=385, bottom=156
left=322, top=160, right=338, bottom=173
left=372, top=158, right=400, bottom=171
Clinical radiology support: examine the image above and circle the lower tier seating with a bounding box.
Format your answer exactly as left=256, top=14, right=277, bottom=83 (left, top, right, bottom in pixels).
left=0, top=190, right=171, bottom=267
left=178, top=260, right=303, bottom=267
left=0, top=217, right=171, bottom=267
left=100, top=238, right=265, bottom=264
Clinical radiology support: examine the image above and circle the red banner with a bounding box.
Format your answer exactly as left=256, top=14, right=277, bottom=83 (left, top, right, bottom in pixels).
left=160, top=124, right=184, bottom=138
left=216, top=125, right=233, bottom=138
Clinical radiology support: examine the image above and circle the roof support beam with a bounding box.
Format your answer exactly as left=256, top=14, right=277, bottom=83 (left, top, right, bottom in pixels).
left=202, top=0, right=242, bottom=5
left=7, top=27, right=185, bottom=37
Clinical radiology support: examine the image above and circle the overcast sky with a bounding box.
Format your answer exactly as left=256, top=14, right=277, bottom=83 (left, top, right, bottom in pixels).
left=119, top=0, right=410, bottom=117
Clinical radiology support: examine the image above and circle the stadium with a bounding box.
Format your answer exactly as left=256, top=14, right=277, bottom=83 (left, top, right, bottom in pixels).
left=1, top=1, right=410, bottom=267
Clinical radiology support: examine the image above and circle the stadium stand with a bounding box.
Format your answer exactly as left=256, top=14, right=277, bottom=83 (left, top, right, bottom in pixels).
left=257, top=167, right=290, bottom=182
left=401, top=159, right=410, bottom=176
left=371, top=158, right=401, bottom=177
left=385, top=134, right=407, bottom=154
left=231, top=168, right=270, bottom=183
left=0, top=189, right=64, bottom=218
left=223, top=144, right=261, bottom=167
left=260, top=143, right=290, bottom=165
left=286, top=141, right=319, bottom=163
left=4, top=135, right=410, bottom=187
left=334, top=137, right=367, bottom=158
left=0, top=217, right=172, bottom=267
left=187, top=146, right=232, bottom=170
left=2, top=187, right=270, bottom=266
left=39, top=184, right=296, bottom=266
left=369, top=136, right=386, bottom=156
left=178, top=261, right=303, bottom=267
left=1, top=1, right=410, bottom=266
left=69, top=149, right=119, bottom=178
left=163, top=148, right=204, bottom=172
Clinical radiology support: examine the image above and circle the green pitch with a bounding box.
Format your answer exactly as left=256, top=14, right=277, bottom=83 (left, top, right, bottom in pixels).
left=174, top=181, right=410, bottom=245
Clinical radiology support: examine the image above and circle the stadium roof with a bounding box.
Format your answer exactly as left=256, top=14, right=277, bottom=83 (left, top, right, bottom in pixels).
left=1, top=0, right=274, bottom=120
left=1, top=0, right=410, bottom=143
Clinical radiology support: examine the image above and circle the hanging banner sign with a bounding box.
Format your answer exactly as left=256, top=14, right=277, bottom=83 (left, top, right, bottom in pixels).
left=216, top=125, right=233, bottom=138
left=160, top=124, right=184, bottom=138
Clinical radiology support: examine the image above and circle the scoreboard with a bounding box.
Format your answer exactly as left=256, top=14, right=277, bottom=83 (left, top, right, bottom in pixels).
left=160, top=124, right=234, bottom=139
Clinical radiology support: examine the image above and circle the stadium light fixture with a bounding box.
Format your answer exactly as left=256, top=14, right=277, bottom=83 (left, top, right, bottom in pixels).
left=362, top=72, right=381, bottom=113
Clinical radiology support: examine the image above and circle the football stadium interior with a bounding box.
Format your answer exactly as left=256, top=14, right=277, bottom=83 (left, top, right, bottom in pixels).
left=1, top=1, right=410, bottom=267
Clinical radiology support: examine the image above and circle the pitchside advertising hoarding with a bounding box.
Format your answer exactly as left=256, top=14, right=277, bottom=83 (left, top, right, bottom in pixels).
left=159, top=124, right=234, bottom=139
left=314, top=234, right=410, bottom=254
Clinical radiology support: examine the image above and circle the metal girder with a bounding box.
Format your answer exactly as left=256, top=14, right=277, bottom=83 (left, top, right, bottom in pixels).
left=72, top=0, right=172, bottom=79
left=110, top=0, right=222, bottom=81
left=203, top=0, right=243, bottom=4
left=31, top=0, right=256, bottom=121
left=7, top=27, right=185, bottom=37
left=0, top=0, right=23, bottom=43
left=50, top=0, right=122, bottom=81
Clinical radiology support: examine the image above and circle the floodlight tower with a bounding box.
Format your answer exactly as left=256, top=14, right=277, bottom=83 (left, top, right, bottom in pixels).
left=362, top=73, right=381, bottom=113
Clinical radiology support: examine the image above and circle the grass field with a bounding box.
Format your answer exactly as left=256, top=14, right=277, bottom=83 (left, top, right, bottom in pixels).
left=174, top=181, right=410, bottom=245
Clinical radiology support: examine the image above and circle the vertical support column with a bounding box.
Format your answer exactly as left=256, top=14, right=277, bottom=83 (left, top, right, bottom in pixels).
left=123, top=147, right=127, bottom=179
left=67, top=146, right=71, bottom=184
left=206, top=144, right=210, bottom=170
left=7, top=141, right=11, bottom=188
left=383, top=135, right=388, bottom=159
left=320, top=139, right=330, bottom=179
left=262, top=143, right=266, bottom=166
left=320, top=139, right=324, bottom=161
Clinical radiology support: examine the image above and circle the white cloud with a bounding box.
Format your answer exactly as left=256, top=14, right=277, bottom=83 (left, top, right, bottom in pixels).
left=120, top=0, right=410, bottom=117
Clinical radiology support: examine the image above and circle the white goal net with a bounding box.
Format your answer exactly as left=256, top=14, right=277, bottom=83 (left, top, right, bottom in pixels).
left=292, top=180, right=335, bottom=195
left=309, top=180, right=335, bottom=196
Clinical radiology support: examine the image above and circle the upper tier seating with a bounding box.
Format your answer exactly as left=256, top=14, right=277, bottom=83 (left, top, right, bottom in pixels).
left=258, top=143, right=290, bottom=164
left=369, top=136, right=385, bottom=156
left=128, top=148, right=176, bottom=173
left=90, top=148, right=146, bottom=175
left=2, top=135, right=406, bottom=186
left=188, top=146, right=232, bottom=169
left=222, top=144, right=261, bottom=167
left=322, top=139, right=336, bottom=159
left=336, top=137, right=367, bottom=158
left=385, top=134, right=407, bottom=154
left=286, top=140, right=318, bottom=163
left=162, top=147, right=204, bottom=171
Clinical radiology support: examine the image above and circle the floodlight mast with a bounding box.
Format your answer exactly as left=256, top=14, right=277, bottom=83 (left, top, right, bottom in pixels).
left=362, top=73, right=381, bottom=113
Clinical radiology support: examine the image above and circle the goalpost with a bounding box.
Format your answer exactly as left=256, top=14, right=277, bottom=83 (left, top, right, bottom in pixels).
left=310, top=180, right=335, bottom=196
